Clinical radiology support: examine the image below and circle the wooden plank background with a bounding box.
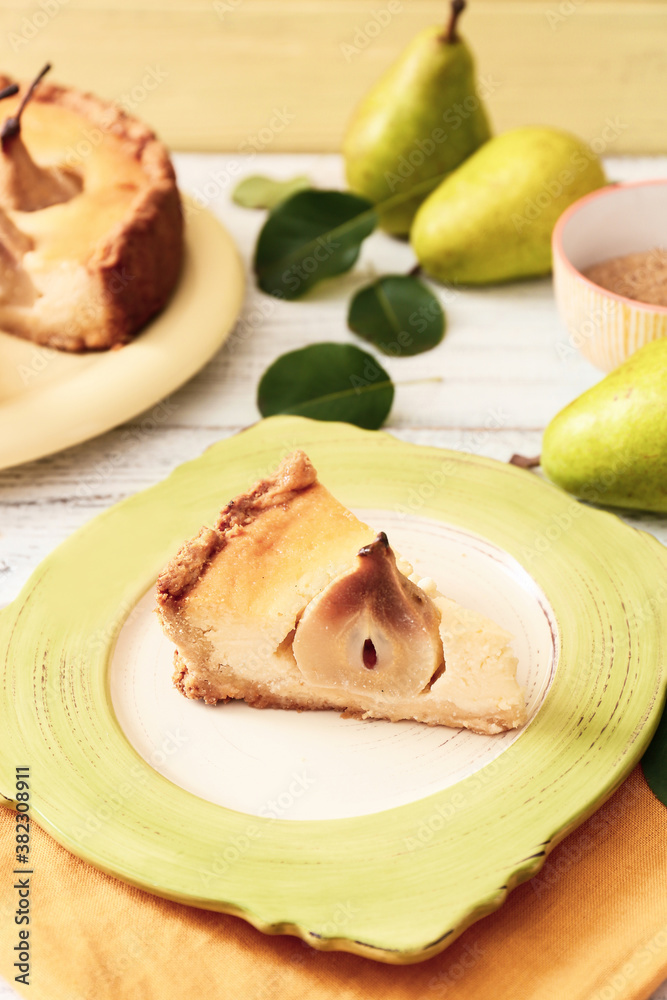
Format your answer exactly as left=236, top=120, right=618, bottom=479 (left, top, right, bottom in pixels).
left=0, top=0, right=664, bottom=152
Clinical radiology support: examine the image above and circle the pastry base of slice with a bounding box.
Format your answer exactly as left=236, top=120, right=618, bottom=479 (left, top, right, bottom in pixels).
left=171, top=593, right=525, bottom=735
left=157, top=451, right=527, bottom=735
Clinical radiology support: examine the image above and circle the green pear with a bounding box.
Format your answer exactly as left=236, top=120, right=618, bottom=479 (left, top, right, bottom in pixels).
left=343, top=0, right=491, bottom=236
left=411, top=126, right=606, bottom=284
left=541, top=339, right=667, bottom=513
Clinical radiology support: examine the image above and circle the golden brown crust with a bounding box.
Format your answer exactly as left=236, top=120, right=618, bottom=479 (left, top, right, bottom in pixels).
left=171, top=653, right=513, bottom=734
left=90, top=179, right=183, bottom=349
left=0, top=74, right=183, bottom=352
left=156, top=526, right=221, bottom=602
left=157, top=451, right=318, bottom=603
left=173, top=651, right=340, bottom=713
left=173, top=651, right=221, bottom=706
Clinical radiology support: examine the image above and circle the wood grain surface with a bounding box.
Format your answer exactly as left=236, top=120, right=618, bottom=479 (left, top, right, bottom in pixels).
left=1, top=151, right=666, bottom=612
left=0, top=1, right=664, bottom=151
left=3, top=414, right=667, bottom=963
left=0, top=150, right=666, bottom=996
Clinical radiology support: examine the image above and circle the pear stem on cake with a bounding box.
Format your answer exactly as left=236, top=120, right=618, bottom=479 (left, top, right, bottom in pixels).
left=1, top=63, right=51, bottom=149
left=0, top=63, right=83, bottom=212
left=0, top=83, right=19, bottom=104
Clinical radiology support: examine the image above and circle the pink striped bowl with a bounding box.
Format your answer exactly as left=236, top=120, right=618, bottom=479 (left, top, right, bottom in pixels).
left=552, top=180, right=667, bottom=371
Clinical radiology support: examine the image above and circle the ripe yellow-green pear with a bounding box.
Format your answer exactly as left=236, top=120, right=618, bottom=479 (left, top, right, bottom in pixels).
left=343, top=0, right=490, bottom=236
left=541, top=339, right=667, bottom=513
left=411, top=126, right=606, bottom=284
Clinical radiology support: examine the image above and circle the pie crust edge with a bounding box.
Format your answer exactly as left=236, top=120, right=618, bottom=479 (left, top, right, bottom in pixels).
left=0, top=75, right=184, bottom=351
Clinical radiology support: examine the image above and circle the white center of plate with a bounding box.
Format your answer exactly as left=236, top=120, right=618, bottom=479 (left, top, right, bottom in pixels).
left=109, top=512, right=558, bottom=820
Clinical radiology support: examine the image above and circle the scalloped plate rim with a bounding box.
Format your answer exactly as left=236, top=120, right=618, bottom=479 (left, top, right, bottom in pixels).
left=1, top=416, right=665, bottom=964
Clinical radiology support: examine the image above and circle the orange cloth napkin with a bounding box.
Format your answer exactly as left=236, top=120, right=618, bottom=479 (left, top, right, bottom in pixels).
left=2, top=765, right=666, bottom=1000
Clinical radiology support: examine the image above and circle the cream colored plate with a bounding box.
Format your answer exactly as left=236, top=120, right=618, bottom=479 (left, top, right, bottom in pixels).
left=0, top=198, right=244, bottom=470
left=1, top=417, right=666, bottom=962
left=110, top=511, right=557, bottom=821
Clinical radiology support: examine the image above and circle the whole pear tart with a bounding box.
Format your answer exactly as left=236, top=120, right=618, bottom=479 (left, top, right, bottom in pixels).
left=0, top=65, right=182, bottom=351
left=156, top=451, right=527, bottom=735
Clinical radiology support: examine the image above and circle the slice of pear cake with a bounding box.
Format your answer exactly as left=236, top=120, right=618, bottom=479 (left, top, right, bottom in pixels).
left=156, top=450, right=526, bottom=735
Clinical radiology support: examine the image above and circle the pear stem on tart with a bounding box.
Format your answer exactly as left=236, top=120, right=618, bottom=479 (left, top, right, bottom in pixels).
left=0, top=84, right=19, bottom=104
left=0, top=69, right=182, bottom=350
left=1, top=63, right=51, bottom=148
left=0, top=62, right=83, bottom=212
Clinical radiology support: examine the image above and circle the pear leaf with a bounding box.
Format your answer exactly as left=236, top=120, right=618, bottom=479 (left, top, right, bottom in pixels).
left=257, top=343, right=394, bottom=429
left=254, top=190, right=377, bottom=300
left=642, top=705, right=667, bottom=809
left=348, top=275, right=446, bottom=356
left=232, top=174, right=312, bottom=210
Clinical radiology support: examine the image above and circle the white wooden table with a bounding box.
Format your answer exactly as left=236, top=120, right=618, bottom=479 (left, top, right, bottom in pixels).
left=1, top=153, right=666, bottom=999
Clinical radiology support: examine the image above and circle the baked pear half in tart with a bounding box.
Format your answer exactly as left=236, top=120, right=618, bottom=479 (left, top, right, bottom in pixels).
left=156, top=451, right=527, bottom=735
left=0, top=65, right=182, bottom=352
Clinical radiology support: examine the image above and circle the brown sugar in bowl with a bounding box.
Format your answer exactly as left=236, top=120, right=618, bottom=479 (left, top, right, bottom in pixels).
left=552, top=180, right=667, bottom=371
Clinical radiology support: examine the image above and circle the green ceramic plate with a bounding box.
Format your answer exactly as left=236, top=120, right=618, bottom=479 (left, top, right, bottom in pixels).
left=1, top=416, right=666, bottom=964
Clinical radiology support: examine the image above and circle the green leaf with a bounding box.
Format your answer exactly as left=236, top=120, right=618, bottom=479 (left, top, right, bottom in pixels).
left=348, top=275, right=446, bottom=357
left=254, top=190, right=377, bottom=300
left=642, top=703, right=667, bottom=808
left=232, top=174, right=312, bottom=210
left=257, top=343, right=394, bottom=430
